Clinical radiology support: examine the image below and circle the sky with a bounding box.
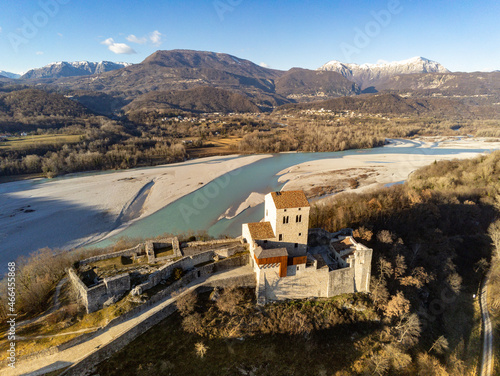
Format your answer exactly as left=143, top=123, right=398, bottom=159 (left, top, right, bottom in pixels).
left=0, top=0, right=499, bottom=74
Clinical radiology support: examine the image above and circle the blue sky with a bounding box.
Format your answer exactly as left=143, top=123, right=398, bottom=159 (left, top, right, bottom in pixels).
left=0, top=0, right=499, bottom=74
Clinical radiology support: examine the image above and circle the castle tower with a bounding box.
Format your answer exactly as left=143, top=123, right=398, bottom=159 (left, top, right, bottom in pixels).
left=264, top=191, right=310, bottom=257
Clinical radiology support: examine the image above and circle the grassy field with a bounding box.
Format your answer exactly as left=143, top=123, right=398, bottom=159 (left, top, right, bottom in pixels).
left=0, top=134, right=82, bottom=150
left=186, top=136, right=241, bottom=158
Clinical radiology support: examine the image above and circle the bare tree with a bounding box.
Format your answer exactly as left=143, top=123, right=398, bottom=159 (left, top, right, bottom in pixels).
left=446, top=272, right=462, bottom=295
left=416, top=353, right=448, bottom=376
left=353, top=226, right=373, bottom=242
left=428, top=335, right=449, bottom=355
left=384, top=291, right=410, bottom=318
left=395, top=313, right=421, bottom=348
left=195, top=342, right=209, bottom=358
left=174, top=289, right=197, bottom=316
left=384, top=343, right=412, bottom=371
left=370, top=277, right=389, bottom=307
left=377, top=230, right=394, bottom=244
left=378, top=257, right=393, bottom=281
left=488, top=219, right=500, bottom=257
left=394, top=255, right=407, bottom=280
left=182, top=312, right=204, bottom=335
left=216, top=287, right=244, bottom=315
left=368, top=350, right=390, bottom=376
left=401, top=267, right=431, bottom=289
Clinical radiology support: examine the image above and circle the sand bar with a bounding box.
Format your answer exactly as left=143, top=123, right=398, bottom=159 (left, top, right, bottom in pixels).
left=0, top=154, right=271, bottom=264
left=278, top=138, right=500, bottom=198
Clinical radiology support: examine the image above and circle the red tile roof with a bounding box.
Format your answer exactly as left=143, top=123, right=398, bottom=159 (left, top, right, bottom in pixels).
left=270, top=191, right=310, bottom=209
left=247, top=222, right=275, bottom=240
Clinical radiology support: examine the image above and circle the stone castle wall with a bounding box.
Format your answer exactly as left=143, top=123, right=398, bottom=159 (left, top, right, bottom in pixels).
left=68, top=267, right=131, bottom=313
left=78, top=245, right=143, bottom=266
left=59, top=254, right=253, bottom=376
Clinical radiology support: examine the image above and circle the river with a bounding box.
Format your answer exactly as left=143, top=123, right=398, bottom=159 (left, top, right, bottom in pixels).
left=89, top=137, right=500, bottom=248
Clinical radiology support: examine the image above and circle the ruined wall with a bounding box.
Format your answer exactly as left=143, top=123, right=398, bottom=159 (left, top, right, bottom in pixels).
left=146, top=237, right=182, bottom=263
left=68, top=268, right=131, bottom=313
left=85, top=284, right=108, bottom=313
left=60, top=255, right=252, bottom=376
left=183, top=238, right=241, bottom=248
left=104, top=273, right=131, bottom=297
left=78, top=245, right=143, bottom=266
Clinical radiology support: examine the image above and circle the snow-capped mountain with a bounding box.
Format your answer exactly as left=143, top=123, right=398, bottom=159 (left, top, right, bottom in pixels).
left=318, top=57, right=449, bottom=89
left=21, top=61, right=132, bottom=79
left=0, top=70, right=21, bottom=79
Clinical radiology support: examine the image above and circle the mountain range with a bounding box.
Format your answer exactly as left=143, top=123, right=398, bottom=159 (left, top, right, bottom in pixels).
left=318, top=57, right=450, bottom=90
left=0, top=50, right=499, bottom=116
left=21, top=61, right=132, bottom=80
left=0, top=71, right=21, bottom=79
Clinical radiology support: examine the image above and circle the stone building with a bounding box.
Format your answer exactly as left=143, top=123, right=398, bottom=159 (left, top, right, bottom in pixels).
left=242, top=190, right=372, bottom=304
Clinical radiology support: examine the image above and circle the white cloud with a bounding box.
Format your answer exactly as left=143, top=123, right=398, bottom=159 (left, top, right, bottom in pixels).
left=260, top=62, right=270, bottom=68
left=36, top=51, right=44, bottom=55
left=57, top=33, right=63, bottom=38
left=101, top=38, right=137, bottom=55
left=149, top=30, right=163, bottom=46
left=126, top=34, right=147, bottom=44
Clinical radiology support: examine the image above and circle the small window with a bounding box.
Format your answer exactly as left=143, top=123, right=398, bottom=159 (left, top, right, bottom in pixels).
left=298, top=207, right=301, bottom=211
left=279, top=234, right=283, bottom=241
left=263, top=240, right=268, bottom=244
left=296, top=215, right=302, bottom=223
left=294, top=243, right=298, bottom=248
left=297, top=266, right=300, bottom=271
left=284, top=209, right=287, bottom=212
left=299, top=233, right=302, bottom=236
left=283, top=216, right=289, bottom=224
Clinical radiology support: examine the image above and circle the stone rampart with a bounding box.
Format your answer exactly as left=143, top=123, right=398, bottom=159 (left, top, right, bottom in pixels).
left=183, top=238, right=242, bottom=248
left=78, top=245, right=143, bottom=266
left=59, top=255, right=252, bottom=376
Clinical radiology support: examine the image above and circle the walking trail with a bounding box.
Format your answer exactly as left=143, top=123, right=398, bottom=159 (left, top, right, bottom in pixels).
left=480, top=276, right=494, bottom=376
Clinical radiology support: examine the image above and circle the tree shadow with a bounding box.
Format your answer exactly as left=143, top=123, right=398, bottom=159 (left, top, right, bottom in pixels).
left=0, top=194, right=116, bottom=268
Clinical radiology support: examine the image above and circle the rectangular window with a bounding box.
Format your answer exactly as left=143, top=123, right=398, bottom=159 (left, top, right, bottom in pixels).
left=283, top=216, right=289, bottom=224
left=279, top=234, right=283, bottom=241
left=296, top=215, right=302, bottom=223
left=294, top=243, right=298, bottom=248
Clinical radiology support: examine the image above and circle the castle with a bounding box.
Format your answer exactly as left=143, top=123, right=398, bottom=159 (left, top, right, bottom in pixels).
left=242, top=190, right=372, bottom=304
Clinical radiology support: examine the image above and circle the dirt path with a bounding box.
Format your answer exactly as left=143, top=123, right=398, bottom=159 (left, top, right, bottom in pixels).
left=480, top=276, right=494, bottom=376
left=2, top=265, right=253, bottom=376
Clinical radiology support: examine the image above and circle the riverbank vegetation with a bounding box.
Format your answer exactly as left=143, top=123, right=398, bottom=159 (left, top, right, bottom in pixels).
left=2, top=107, right=500, bottom=180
